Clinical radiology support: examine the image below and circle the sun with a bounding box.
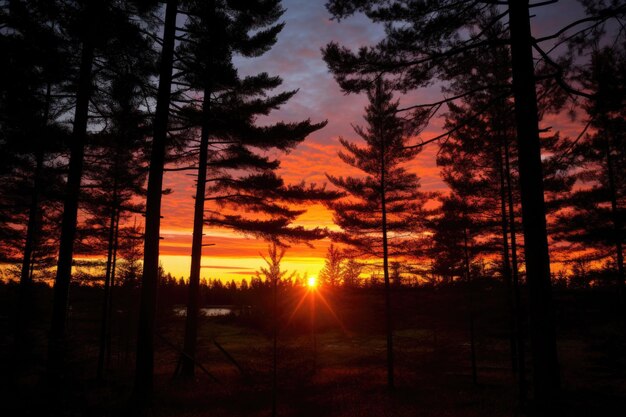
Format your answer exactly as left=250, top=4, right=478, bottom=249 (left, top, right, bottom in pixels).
left=307, top=276, right=318, bottom=288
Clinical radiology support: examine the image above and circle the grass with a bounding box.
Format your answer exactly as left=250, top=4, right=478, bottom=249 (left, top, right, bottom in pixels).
left=1, top=284, right=625, bottom=416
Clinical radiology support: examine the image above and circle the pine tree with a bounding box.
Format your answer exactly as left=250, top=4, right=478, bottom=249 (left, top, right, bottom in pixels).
left=134, top=0, right=177, bottom=403
left=0, top=1, right=67, bottom=277
left=80, top=41, right=154, bottom=380
left=1, top=1, right=73, bottom=381
left=117, top=219, right=144, bottom=288
left=325, top=79, right=430, bottom=389
left=173, top=0, right=335, bottom=378
left=430, top=195, right=476, bottom=283
left=321, top=1, right=624, bottom=407
left=342, top=257, right=364, bottom=288
left=42, top=0, right=160, bottom=382
left=256, top=243, right=295, bottom=417
left=319, top=244, right=344, bottom=287
left=554, top=44, right=625, bottom=305
left=435, top=32, right=526, bottom=393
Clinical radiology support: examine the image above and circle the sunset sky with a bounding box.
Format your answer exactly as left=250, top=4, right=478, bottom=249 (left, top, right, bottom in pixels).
left=155, top=0, right=588, bottom=281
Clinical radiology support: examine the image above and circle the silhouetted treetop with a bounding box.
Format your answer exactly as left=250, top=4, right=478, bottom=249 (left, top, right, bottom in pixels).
left=326, top=79, right=431, bottom=260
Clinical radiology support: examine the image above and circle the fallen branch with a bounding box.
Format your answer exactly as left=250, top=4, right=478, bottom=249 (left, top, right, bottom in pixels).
left=213, top=339, right=249, bottom=380
left=156, top=332, right=220, bottom=383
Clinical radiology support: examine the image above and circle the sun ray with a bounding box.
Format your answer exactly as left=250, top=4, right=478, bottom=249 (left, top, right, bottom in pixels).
left=285, top=289, right=310, bottom=326
left=315, top=289, right=351, bottom=336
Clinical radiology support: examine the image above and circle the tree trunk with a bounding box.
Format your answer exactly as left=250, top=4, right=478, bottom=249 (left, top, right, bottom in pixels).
left=48, top=35, right=94, bottom=379
left=180, top=85, right=211, bottom=378
left=97, top=179, right=118, bottom=381
left=16, top=148, right=43, bottom=337
left=13, top=144, right=45, bottom=383
left=604, top=130, right=625, bottom=311
left=106, top=208, right=121, bottom=369
left=505, top=132, right=528, bottom=406
left=310, top=289, right=317, bottom=372
left=133, top=0, right=178, bottom=403
left=380, top=117, right=394, bottom=390
left=180, top=0, right=216, bottom=376
left=507, top=1, right=560, bottom=412
left=17, top=80, right=51, bottom=335
left=498, top=136, right=518, bottom=374
left=272, top=275, right=278, bottom=417
left=463, top=225, right=477, bottom=385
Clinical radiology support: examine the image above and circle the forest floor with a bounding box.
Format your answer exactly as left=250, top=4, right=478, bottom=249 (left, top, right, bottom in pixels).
left=1, top=284, right=625, bottom=416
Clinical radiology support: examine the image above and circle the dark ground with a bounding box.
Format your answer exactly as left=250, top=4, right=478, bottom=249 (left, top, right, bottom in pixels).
left=1, top=282, right=625, bottom=416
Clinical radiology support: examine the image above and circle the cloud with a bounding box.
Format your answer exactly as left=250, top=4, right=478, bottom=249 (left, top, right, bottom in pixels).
left=201, top=265, right=254, bottom=270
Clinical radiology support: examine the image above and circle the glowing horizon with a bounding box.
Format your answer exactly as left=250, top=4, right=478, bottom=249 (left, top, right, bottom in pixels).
left=159, top=253, right=328, bottom=283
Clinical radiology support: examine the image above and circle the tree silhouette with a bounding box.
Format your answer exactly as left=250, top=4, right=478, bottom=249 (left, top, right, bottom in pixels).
left=319, top=244, right=344, bottom=287
left=47, top=0, right=101, bottom=373
left=322, top=1, right=625, bottom=408
left=133, top=0, right=176, bottom=403
left=117, top=219, right=144, bottom=288
left=325, top=79, right=430, bottom=389
left=341, top=257, right=364, bottom=288
left=436, top=33, right=528, bottom=398
left=80, top=44, right=153, bottom=380
left=1, top=0, right=70, bottom=358
left=256, top=243, right=296, bottom=417
left=0, top=0, right=156, bottom=382
left=554, top=44, right=625, bottom=306
left=173, top=0, right=334, bottom=379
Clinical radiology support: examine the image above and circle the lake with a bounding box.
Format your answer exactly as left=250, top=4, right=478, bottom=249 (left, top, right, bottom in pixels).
left=172, top=306, right=239, bottom=317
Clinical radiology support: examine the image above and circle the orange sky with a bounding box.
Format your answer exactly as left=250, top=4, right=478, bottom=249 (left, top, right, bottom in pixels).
left=157, top=136, right=443, bottom=281
left=151, top=1, right=590, bottom=282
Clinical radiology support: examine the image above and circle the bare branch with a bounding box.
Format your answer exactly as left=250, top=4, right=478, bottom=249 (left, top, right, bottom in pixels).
left=529, top=1, right=558, bottom=8
left=404, top=92, right=509, bottom=150
left=397, top=84, right=509, bottom=112
left=532, top=42, right=594, bottom=99
left=163, top=165, right=198, bottom=172
left=534, top=5, right=626, bottom=43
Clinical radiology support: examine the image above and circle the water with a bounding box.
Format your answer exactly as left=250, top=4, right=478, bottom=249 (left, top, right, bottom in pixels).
left=173, top=306, right=233, bottom=317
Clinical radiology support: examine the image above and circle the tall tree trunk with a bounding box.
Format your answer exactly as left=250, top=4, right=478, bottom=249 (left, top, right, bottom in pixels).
left=133, top=0, right=178, bottom=403
left=272, top=274, right=278, bottom=417
left=48, top=35, right=94, bottom=378
left=498, top=136, right=518, bottom=374
left=17, top=80, right=51, bottom=334
left=508, top=1, right=560, bottom=412
left=604, top=131, right=625, bottom=310
left=463, top=224, right=477, bottom=385
left=107, top=208, right=121, bottom=369
left=180, top=0, right=215, bottom=377
left=97, top=178, right=118, bottom=381
left=13, top=144, right=45, bottom=383
left=180, top=86, right=211, bottom=378
left=380, top=118, right=394, bottom=390
left=504, top=134, right=528, bottom=405
left=310, top=288, right=317, bottom=372
left=16, top=146, right=44, bottom=337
